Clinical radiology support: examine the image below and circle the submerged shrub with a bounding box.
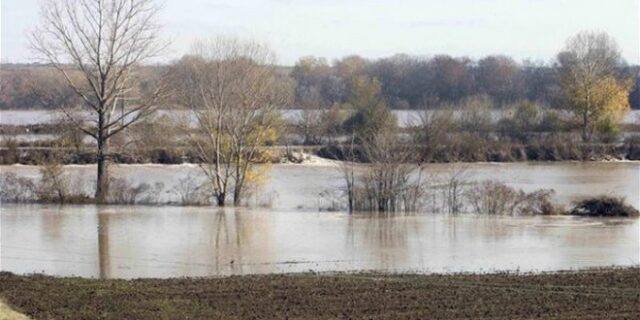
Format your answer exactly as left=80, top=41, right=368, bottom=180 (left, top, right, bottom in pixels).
left=37, top=162, right=69, bottom=203
left=569, top=196, right=639, bottom=217
left=341, top=130, right=426, bottom=213
left=170, top=175, right=212, bottom=206
left=0, top=173, right=37, bottom=202
left=465, top=180, right=557, bottom=215
left=108, top=178, right=165, bottom=205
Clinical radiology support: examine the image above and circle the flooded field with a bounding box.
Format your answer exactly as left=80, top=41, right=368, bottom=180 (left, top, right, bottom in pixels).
left=1, top=205, right=638, bottom=279
left=1, top=162, right=638, bottom=279
left=2, top=161, right=638, bottom=209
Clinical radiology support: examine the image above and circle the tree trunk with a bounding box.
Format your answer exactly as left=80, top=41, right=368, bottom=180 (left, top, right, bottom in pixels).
left=95, top=140, right=109, bottom=203
left=233, top=186, right=242, bottom=206
left=96, top=110, right=109, bottom=203
left=582, top=111, right=590, bottom=142
left=217, top=193, right=226, bottom=207
left=233, top=155, right=243, bottom=206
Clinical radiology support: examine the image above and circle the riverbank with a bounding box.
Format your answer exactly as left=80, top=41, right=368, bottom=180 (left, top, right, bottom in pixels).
left=2, top=143, right=640, bottom=165
left=2, top=138, right=640, bottom=165
left=0, top=267, right=638, bottom=319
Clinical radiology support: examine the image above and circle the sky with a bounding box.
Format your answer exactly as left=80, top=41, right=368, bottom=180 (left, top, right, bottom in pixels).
left=1, top=0, right=638, bottom=66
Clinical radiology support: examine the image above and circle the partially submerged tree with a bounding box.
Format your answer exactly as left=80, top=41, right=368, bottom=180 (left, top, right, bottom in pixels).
left=557, top=31, right=631, bottom=142
left=31, top=0, right=167, bottom=202
left=170, top=37, right=292, bottom=206
left=340, top=127, right=425, bottom=213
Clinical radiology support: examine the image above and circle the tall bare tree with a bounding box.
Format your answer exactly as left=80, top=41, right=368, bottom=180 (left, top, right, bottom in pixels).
left=170, top=37, right=292, bottom=206
left=31, top=0, right=167, bottom=202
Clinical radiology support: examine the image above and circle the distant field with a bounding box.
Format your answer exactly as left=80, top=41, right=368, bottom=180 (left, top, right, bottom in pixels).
left=1, top=267, right=638, bottom=319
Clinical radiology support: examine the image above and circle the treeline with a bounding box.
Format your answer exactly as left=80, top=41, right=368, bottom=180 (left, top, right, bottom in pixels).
left=292, top=54, right=640, bottom=109
left=2, top=56, right=639, bottom=110
left=0, top=64, right=161, bottom=110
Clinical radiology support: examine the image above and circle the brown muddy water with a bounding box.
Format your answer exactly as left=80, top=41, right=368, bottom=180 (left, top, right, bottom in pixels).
left=0, top=162, right=639, bottom=279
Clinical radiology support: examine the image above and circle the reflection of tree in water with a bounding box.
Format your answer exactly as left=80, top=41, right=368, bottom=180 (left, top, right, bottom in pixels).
left=207, top=208, right=268, bottom=275
left=39, top=206, right=67, bottom=240
left=347, top=212, right=423, bottom=270
left=97, top=209, right=110, bottom=279
left=93, top=206, right=272, bottom=278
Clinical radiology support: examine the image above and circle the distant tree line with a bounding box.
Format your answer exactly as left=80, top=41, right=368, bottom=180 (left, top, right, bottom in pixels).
left=291, top=54, right=640, bottom=110
left=2, top=55, right=639, bottom=111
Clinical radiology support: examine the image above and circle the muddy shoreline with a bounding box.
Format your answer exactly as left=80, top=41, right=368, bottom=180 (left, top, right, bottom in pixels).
left=1, top=267, right=638, bottom=319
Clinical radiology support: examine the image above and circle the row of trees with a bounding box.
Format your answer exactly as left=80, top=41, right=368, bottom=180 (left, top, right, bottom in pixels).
left=5, top=40, right=639, bottom=112
left=291, top=51, right=639, bottom=111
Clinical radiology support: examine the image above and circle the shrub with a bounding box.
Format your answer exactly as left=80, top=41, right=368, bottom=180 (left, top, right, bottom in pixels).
left=596, top=116, right=621, bottom=143
left=341, top=131, right=425, bottom=213
left=108, top=178, right=165, bottom=205
left=37, top=162, right=69, bottom=203
left=1, top=137, right=20, bottom=164
left=465, top=180, right=557, bottom=215
left=539, top=110, right=567, bottom=133
left=624, top=135, right=640, bottom=160
left=568, top=196, right=639, bottom=217
left=170, top=175, right=211, bottom=206
left=0, top=173, right=37, bottom=202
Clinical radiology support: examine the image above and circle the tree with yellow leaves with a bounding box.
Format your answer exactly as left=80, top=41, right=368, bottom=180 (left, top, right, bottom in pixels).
left=557, top=31, right=632, bottom=142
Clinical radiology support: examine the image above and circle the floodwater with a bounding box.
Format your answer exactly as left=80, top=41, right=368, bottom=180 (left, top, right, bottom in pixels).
left=0, top=162, right=638, bottom=279
left=1, top=205, right=638, bottom=279
left=1, top=161, right=638, bottom=209
left=1, top=109, right=639, bottom=127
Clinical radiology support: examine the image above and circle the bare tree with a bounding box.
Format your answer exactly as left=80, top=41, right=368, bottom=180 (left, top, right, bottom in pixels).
left=439, top=165, right=471, bottom=214
left=340, top=128, right=426, bottom=213
left=31, top=0, right=167, bottom=202
left=169, top=54, right=233, bottom=206
left=170, top=37, right=292, bottom=206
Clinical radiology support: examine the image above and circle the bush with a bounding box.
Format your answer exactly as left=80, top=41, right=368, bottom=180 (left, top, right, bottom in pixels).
left=108, top=178, right=165, bottom=205
left=37, top=162, right=69, bottom=203
left=539, top=110, right=566, bottom=133
left=569, top=196, right=639, bottom=217
left=465, top=180, right=557, bottom=215
left=0, top=173, right=37, bottom=202
left=0, top=137, right=20, bottom=164
left=624, top=135, right=640, bottom=160
left=170, top=175, right=211, bottom=206
left=596, top=116, right=621, bottom=144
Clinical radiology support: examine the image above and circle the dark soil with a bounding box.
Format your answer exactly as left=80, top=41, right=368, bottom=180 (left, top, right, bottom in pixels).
left=1, top=267, right=639, bottom=319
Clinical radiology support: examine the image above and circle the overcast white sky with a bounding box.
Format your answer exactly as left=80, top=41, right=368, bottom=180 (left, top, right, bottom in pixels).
left=1, top=0, right=638, bottom=65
